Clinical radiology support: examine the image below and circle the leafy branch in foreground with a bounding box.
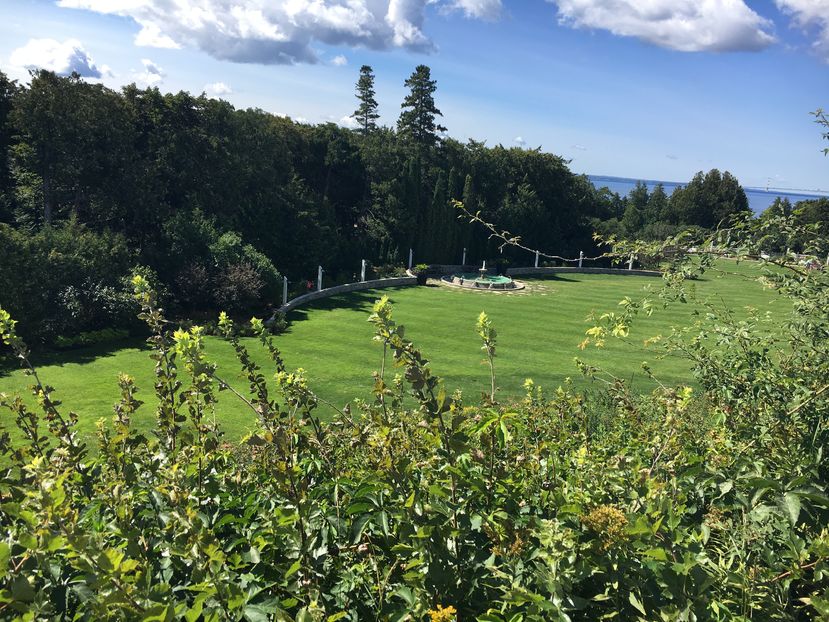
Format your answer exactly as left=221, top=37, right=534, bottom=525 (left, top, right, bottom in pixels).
left=2, top=218, right=829, bottom=620
left=453, top=199, right=611, bottom=264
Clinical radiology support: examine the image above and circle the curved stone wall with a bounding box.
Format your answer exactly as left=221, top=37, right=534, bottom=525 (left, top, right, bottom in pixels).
left=278, top=276, right=417, bottom=313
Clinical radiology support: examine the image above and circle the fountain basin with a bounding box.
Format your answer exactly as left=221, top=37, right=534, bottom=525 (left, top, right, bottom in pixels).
left=441, top=273, right=524, bottom=291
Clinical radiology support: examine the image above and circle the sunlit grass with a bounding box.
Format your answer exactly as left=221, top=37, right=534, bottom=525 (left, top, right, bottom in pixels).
left=0, top=260, right=782, bottom=442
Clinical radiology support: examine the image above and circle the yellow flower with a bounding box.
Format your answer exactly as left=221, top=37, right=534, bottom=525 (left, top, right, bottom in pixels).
left=428, top=604, right=457, bottom=622
left=581, top=504, right=628, bottom=551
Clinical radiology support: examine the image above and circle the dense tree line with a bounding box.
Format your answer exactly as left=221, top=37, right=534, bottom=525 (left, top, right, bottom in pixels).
left=0, top=65, right=764, bottom=343
left=594, top=170, right=752, bottom=241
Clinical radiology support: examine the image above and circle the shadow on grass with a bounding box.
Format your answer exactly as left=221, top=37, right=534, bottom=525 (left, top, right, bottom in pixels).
left=521, top=273, right=584, bottom=283
left=284, top=287, right=411, bottom=328
left=0, top=336, right=149, bottom=379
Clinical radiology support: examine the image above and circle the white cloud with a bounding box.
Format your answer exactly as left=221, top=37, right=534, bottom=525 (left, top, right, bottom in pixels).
left=776, top=0, right=829, bottom=61
left=9, top=38, right=105, bottom=77
left=134, top=58, right=164, bottom=86
left=548, top=0, right=776, bottom=52
left=445, top=0, right=502, bottom=20
left=571, top=143, right=587, bottom=150
left=331, top=54, right=348, bottom=66
left=205, top=81, right=232, bottom=97
left=514, top=136, right=526, bottom=146
left=339, top=115, right=360, bottom=129
left=57, top=0, right=502, bottom=64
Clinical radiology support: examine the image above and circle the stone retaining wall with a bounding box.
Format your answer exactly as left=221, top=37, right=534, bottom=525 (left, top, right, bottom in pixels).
left=278, top=277, right=417, bottom=314
left=506, top=266, right=661, bottom=278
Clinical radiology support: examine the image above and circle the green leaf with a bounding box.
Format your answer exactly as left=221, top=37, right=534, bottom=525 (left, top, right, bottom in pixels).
left=285, top=559, right=302, bottom=579
left=642, top=548, right=668, bottom=562
left=781, top=492, right=801, bottom=525
left=141, top=604, right=174, bottom=622
left=0, top=543, right=10, bottom=580
left=11, top=575, right=35, bottom=603
left=628, top=592, right=646, bottom=616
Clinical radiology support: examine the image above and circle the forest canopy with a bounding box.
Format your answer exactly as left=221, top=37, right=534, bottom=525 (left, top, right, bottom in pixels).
left=0, top=67, right=783, bottom=343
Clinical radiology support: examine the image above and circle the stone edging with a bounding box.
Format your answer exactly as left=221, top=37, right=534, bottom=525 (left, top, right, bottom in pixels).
left=277, top=276, right=417, bottom=314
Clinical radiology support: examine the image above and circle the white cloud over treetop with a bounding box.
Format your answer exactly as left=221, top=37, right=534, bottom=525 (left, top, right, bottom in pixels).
left=9, top=38, right=107, bottom=77
left=134, top=58, right=164, bottom=86
left=56, top=0, right=501, bottom=65
left=548, top=0, right=776, bottom=52
left=205, top=81, right=232, bottom=96
left=776, top=0, right=829, bottom=61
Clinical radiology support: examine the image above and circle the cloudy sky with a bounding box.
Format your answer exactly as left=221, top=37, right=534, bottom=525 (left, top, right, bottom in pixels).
left=1, top=0, right=828, bottom=191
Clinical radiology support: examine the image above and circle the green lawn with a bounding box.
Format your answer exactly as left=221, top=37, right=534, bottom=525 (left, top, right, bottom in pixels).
left=0, top=261, right=784, bottom=442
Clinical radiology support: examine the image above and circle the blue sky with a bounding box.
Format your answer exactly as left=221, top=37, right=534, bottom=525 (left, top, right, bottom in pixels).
left=1, top=0, right=827, bottom=191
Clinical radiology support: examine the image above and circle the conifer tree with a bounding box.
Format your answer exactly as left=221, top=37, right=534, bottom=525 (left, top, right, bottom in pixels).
left=353, top=65, right=379, bottom=134
left=397, top=65, right=445, bottom=151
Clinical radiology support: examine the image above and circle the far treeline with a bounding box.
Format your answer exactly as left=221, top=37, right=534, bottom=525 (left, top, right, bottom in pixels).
left=0, top=66, right=825, bottom=344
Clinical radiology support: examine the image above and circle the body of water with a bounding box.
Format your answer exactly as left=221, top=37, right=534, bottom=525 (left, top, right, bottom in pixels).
left=588, top=175, right=828, bottom=215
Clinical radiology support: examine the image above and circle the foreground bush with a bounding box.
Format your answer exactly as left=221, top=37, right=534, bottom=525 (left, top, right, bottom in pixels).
left=1, top=219, right=828, bottom=620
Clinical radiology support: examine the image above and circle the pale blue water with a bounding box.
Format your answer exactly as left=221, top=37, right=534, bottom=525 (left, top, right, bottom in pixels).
left=588, top=175, right=828, bottom=215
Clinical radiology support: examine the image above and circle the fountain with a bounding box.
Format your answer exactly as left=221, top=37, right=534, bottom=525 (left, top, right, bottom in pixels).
left=441, top=260, right=525, bottom=291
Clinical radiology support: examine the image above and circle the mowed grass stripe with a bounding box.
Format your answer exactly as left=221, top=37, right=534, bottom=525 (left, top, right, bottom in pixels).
left=0, top=263, right=782, bottom=443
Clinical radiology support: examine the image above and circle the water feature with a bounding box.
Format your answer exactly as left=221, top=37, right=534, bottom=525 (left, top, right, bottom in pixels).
left=441, top=262, right=524, bottom=291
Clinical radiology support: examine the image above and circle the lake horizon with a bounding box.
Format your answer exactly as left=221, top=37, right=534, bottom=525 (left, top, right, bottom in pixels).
left=588, top=174, right=829, bottom=215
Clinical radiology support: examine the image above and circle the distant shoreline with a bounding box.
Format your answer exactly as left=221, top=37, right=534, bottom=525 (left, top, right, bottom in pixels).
left=588, top=174, right=828, bottom=199
left=587, top=174, right=828, bottom=214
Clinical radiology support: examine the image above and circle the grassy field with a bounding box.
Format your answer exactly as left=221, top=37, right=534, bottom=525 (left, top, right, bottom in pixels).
left=0, top=261, right=784, bottom=442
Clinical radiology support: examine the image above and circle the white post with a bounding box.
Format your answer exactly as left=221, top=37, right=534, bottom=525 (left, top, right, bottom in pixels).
left=825, top=253, right=829, bottom=266
left=282, top=276, right=288, bottom=306
left=482, top=260, right=487, bottom=271
left=361, top=259, right=366, bottom=283
left=579, top=250, right=584, bottom=268
left=408, top=248, right=413, bottom=270
left=462, top=247, right=466, bottom=266
left=535, top=250, right=539, bottom=268
left=628, top=255, right=634, bottom=270
left=317, top=265, right=323, bottom=291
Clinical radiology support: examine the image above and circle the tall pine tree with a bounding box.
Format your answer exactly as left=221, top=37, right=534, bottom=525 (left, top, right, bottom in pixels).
left=352, top=65, right=379, bottom=134
left=397, top=65, right=445, bottom=152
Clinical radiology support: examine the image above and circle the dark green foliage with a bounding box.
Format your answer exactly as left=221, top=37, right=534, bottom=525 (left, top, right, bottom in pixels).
left=0, top=220, right=135, bottom=344
left=669, top=169, right=749, bottom=228
left=0, top=67, right=765, bottom=344
left=795, top=197, right=829, bottom=236
left=0, top=69, right=604, bottom=332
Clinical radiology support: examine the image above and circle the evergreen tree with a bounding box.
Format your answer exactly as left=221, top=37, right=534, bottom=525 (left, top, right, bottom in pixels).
left=0, top=71, right=18, bottom=222
left=670, top=169, right=749, bottom=228
left=428, top=170, right=449, bottom=261
left=628, top=181, right=650, bottom=213
left=646, top=183, right=668, bottom=223
left=619, top=181, right=649, bottom=235
left=460, top=174, right=477, bottom=260
left=397, top=65, right=446, bottom=151
left=621, top=200, right=644, bottom=236
left=352, top=65, right=379, bottom=134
